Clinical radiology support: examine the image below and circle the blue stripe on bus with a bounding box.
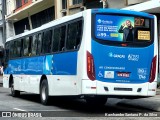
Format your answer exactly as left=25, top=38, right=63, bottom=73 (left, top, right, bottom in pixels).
left=4, top=52, right=78, bottom=75
left=92, top=9, right=154, bottom=19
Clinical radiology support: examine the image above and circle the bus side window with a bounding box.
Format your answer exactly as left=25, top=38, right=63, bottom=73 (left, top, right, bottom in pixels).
left=4, top=42, right=10, bottom=67
left=42, top=30, right=52, bottom=54
left=23, top=36, right=32, bottom=56
left=66, top=22, right=77, bottom=50
left=52, top=28, right=60, bottom=52
left=66, top=20, right=82, bottom=50
left=14, top=39, right=22, bottom=58
left=59, top=26, right=66, bottom=51
left=37, top=33, right=42, bottom=55
left=76, top=20, right=82, bottom=49
left=31, top=34, right=38, bottom=56
left=10, top=41, right=15, bottom=59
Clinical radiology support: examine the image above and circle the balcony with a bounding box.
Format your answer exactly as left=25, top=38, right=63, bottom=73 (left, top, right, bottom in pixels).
left=6, top=0, right=54, bottom=21
left=14, top=0, right=33, bottom=13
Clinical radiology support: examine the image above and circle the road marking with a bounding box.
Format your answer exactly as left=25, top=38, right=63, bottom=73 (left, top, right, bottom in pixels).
left=13, top=108, right=27, bottom=112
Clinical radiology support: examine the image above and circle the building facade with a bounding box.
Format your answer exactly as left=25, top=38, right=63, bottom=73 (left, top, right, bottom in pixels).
left=0, top=0, right=3, bottom=48
left=0, top=0, right=4, bottom=66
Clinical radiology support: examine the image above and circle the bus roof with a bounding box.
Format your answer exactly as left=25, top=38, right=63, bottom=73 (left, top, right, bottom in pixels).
left=91, top=8, right=154, bottom=18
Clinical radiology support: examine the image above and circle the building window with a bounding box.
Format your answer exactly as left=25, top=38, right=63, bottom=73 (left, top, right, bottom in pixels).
left=16, top=0, right=22, bottom=9
left=62, top=0, right=67, bottom=9
left=61, top=0, right=67, bottom=16
left=14, top=17, right=30, bottom=35
left=73, top=0, right=82, bottom=5
left=31, top=7, right=55, bottom=29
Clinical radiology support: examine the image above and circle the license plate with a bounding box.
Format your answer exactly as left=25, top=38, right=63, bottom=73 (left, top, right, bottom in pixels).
left=117, top=72, right=130, bottom=78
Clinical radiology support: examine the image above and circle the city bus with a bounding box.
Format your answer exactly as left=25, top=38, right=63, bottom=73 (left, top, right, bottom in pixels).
left=3, top=9, right=158, bottom=105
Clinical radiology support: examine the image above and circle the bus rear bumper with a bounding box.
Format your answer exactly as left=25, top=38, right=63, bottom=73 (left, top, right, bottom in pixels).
left=82, top=80, right=157, bottom=97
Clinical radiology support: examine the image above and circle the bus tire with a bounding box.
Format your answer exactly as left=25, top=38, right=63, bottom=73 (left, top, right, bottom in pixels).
left=11, top=82, right=20, bottom=97
left=40, top=80, right=49, bottom=105
left=85, top=96, right=107, bottom=106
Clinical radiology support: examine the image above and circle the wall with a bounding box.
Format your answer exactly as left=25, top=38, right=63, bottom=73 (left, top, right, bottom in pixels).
left=0, top=0, right=3, bottom=47
left=6, top=0, right=15, bottom=16
left=107, top=0, right=125, bottom=8
left=6, top=21, right=15, bottom=39
left=55, top=0, right=63, bottom=19
left=128, top=0, right=149, bottom=5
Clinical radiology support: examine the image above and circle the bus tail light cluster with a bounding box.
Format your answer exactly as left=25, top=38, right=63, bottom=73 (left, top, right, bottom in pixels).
left=149, top=56, right=157, bottom=83
left=87, top=51, right=95, bottom=81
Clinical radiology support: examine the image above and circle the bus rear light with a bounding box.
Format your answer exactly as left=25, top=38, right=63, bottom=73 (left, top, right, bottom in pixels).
left=87, top=51, right=95, bottom=80
left=149, top=56, right=157, bottom=83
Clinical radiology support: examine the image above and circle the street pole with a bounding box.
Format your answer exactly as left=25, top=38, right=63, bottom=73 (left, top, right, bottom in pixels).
left=100, top=0, right=108, bottom=8
left=2, top=0, right=6, bottom=47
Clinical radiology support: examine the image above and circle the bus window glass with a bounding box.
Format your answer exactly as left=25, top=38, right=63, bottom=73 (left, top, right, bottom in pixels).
left=52, top=28, right=60, bottom=52
left=66, top=20, right=83, bottom=50
left=10, top=41, right=15, bottom=58
left=66, top=22, right=77, bottom=50
left=23, top=36, right=31, bottom=56
left=31, top=34, right=38, bottom=56
left=42, top=30, right=52, bottom=54
left=59, top=26, right=66, bottom=51
left=94, top=14, right=152, bottom=43
left=76, top=20, right=82, bottom=48
left=52, top=26, right=66, bottom=52
left=14, top=39, right=22, bottom=57
left=4, top=42, right=10, bottom=62
left=37, top=33, right=42, bottom=54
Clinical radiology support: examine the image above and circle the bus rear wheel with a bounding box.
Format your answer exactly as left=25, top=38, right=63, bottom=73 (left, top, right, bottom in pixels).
left=40, top=80, right=49, bottom=105
left=85, top=96, right=107, bottom=106
left=11, top=82, right=20, bottom=97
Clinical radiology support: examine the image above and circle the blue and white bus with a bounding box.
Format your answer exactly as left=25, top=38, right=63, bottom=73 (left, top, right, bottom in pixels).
left=3, top=9, right=158, bottom=105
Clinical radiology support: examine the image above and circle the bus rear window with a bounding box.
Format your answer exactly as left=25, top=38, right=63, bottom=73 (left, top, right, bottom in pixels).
left=94, top=14, right=153, bottom=43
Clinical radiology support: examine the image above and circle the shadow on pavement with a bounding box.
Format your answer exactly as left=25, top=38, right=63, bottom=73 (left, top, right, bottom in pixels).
left=6, top=92, right=154, bottom=114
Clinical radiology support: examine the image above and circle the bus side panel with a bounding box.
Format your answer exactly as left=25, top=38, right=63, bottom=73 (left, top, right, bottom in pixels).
left=47, top=52, right=78, bottom=95
left=23, top=75, right=41, bottom=94
left=48, top=75, right=78, bottom=95
left=3, top=75, right=10, bottom=88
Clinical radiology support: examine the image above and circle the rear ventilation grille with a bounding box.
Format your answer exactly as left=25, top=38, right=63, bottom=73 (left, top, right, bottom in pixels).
left=114, top=87, right=132, bottom=91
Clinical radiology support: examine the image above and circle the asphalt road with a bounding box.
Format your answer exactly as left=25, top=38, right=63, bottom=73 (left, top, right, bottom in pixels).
left=0, top=85, right=160, bottom=120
